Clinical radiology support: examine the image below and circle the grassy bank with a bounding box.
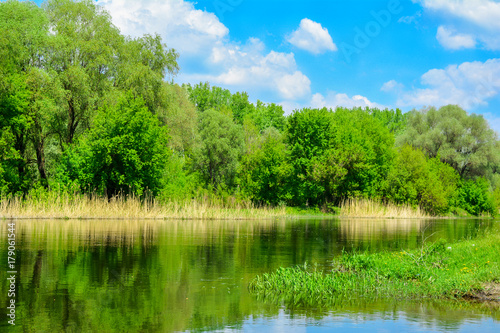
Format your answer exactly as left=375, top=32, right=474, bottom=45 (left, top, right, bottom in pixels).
left=249, top=231, right=500, bottom=306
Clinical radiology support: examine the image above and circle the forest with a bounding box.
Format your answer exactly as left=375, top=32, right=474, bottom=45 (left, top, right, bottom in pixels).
left=1, top=0, right=500, bottom=217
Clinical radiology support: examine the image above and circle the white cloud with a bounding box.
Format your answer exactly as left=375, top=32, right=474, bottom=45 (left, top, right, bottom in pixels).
left=381, top=80, right=404, bottom=92
left=417, top=0, right=500, bottom=30
left=396, top=59, right=500, bottom=109
left=98, top=0, right=312, bottom=101
left=415, top=0, right=500, bottom=49
left=96, top=0, right=228, bottom=55
left=286, top=18, right=337, bottom=54
left=276, top=72, right=312, bottom=100
left=182, top=41, right=311, bottom=100
left=311, top=92, right=386, bottom=110
left=436, top=26, right=476, bottom=49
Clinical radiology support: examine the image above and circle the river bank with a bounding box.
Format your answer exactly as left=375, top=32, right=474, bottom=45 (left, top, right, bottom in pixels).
left=249, top=230, right=500, bottom=306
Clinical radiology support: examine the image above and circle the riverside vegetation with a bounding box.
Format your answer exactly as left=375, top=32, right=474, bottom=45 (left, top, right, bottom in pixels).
left=249, top=231, right=500, bottom=306
left=1, top=0, right=500, bottom=218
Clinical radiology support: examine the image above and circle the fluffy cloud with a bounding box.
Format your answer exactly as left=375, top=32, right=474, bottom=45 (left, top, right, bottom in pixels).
left=96, top=0, right=228, bottom=55
left=182, top=39, right=311, bottom=100
left=396, top=59, right=500, bottom=109
left=98, top=0, right=311, bottom=101
left=286, top=18, right=337, bottom=54
left=311, top=92, right=386, bottom=110
left=381, top=80, right=404, bottom=92
left=415, top=0, right=500, bottom=50
left=417, top=0, right=500, bottom=30
left=436, top=26, right=476, bottom=50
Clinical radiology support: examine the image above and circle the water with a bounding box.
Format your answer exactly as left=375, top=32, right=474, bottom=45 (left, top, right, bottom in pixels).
left=0, top=218, right=498, bottom=332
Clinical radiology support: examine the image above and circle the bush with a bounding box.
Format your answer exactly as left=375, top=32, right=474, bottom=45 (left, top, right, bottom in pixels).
left=452, top=178, right=496, bottom=216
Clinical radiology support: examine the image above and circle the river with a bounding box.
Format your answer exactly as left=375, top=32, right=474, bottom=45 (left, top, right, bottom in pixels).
left=0, top=218, right=498, bottom=332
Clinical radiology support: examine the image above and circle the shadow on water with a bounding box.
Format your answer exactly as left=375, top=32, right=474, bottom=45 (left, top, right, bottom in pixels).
left=0, top=218, right=498, bottom=332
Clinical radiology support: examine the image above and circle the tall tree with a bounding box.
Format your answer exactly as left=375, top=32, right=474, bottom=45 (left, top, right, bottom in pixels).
left=397, top=105, right=499, bottom=178
left=194, top=109, right=244, bottom=190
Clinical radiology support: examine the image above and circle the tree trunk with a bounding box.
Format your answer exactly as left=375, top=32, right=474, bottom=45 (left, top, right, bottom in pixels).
left=34, top=138, right=48, bottom=187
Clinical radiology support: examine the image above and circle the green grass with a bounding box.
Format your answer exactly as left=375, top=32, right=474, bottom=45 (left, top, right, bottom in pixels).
left=249, top=232, right=500, bottom=307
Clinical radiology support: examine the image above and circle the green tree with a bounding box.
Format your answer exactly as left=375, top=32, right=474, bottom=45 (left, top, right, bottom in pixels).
left=285, top=107, right=333, bottom=205
left=0, top=0, right=51, bottom=191
left=452, top=178, right=496, bottom=216
left=156, top=83, right=198, bottom=155
left=244, top=100, right=286, bottom=132
left=58, top=94, right=170, bottom=196
left=368, top=108, right=408, bottom=134
left=382, top=145, right=459, bottom=215
left=239, top=127, right=290, bottom=205
left=285, top=107, right=394, bottom=206
left=0, top=73, right=32, bottom=194
left=397, top=105, right=499, bottom=178
left=194, top=109, right=244, bottom=190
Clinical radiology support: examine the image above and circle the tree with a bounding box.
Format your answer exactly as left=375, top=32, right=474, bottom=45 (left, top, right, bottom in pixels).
left=156, top=83, right=198, bottom=155
left=0, top=0, right=51, bottom=191
left=382, top=145, right=459, bottom=215
left=58, top=94, right=170, bottom=197
left=244, top=100, right=286, bottom=132
left=285, top=107, right=394, bottom=206
left=239, top=127, right=290, bottom=205
left=397, top=105, right=499, bottom=178
left=0, top=72, right=32, bottom=194
left=194, top=109, right=244, bottom=190
left=453, top=178, right=496, bottom=216
left=285, top=107, right=333, bottom=205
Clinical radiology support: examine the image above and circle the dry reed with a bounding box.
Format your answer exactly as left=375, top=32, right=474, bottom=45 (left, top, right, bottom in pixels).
left=0, top=192, right=287, bottom=220
left=340, top=198, right=427, bottom=218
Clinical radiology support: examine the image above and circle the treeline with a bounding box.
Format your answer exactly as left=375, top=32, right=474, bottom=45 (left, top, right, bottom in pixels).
left=1, top=0, right=499, bottom=216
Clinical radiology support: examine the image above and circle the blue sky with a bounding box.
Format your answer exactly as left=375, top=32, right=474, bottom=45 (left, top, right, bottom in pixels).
left=33, top=0, right=500, bottom=132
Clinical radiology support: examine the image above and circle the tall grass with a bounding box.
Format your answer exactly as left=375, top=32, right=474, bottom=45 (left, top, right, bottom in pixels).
left=0, top=191, right=287, bottom=220
left=340, top=198, right=427, bottom=218
left=249, top=231, right=500, bottom=306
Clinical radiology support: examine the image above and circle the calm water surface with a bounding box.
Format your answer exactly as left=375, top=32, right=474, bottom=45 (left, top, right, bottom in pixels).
left=0, top=218, right=499, bottom=332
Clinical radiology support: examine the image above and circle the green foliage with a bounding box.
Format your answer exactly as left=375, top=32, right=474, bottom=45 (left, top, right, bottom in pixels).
left=383, top=145, right=459, bottom=215
left=0, top=73, right=32, bottom=194
left=160, top=154, right=200, bottom=202
left=285, top=107, right=394, bottom=206
left=58, top=94, right=170, bottom=196
left=397, top=105, right=499, bottom=179
left=244, top=100, right=286, bottom=132
left=239, top=127, right=290, bottom=205
left=368, top=107, right=408, bottom=134
left=250, top=232, right=500, bottom=306
left=157, top=83, right=198, bottom=155
left=194, top=109, right=244, bottom=191
left=452, top=178, right=496, bottom=216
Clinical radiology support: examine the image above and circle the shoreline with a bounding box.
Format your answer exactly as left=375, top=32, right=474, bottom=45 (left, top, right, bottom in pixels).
left=249, top=231, right=500, bottom=306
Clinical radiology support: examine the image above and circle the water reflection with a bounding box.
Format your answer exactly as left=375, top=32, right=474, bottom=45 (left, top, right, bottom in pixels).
left=0, top=218, right=498, bottom=332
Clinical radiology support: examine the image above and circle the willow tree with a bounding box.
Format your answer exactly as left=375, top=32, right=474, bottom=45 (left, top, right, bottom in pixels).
left=397, top=105, right=499, bottom=179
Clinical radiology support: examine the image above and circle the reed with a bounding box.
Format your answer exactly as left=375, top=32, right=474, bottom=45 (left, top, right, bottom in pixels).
left=0, top=191, right=287, bottom=220
left=340, top=198, right=427, bottom=218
